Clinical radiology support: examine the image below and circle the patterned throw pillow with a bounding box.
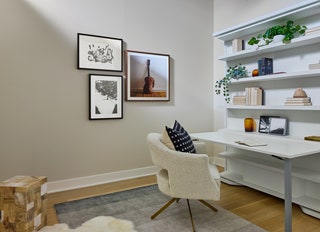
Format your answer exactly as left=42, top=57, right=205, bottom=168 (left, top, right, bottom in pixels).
left=164, top=120, right=196, bottom=153
left=161, top=127, right=175, bottom=150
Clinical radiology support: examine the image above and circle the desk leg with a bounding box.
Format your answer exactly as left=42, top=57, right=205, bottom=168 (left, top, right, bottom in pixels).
left=284, top=158, right=292, bottom=232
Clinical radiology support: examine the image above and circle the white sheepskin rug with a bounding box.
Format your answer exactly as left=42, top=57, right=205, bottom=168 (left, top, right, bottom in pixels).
left=39, top=216, right=137, bottom=232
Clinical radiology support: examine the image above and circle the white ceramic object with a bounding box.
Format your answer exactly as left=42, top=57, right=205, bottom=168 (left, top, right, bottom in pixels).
left=272, top=35, right=285, bottom=43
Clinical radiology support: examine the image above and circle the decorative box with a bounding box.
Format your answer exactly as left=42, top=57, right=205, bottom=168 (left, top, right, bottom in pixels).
left=0, top=176, right=47, bottom=232
left=232, top=95, right=246, bottom=105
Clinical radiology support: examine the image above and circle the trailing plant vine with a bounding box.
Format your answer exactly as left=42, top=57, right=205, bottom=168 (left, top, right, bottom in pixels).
left=248, top=20, right=307, bottom=47
left=215, top=64, right=248, bottom=103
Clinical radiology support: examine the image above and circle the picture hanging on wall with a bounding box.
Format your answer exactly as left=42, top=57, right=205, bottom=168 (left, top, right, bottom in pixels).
left=125, top=50, right=170, bottom=101
left=78, top=33, right=123, bottom=71
left=89, top=74, right=123, bottom=120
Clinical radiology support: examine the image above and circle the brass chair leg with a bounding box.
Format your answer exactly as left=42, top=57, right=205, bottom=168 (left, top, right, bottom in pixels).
left=187, top=199, right=196, bottom=232
left=198, top=200, right=218, bottom=213
left=151, top=198, right=217, bottom=232
left=151, top=198, right=178, bottom=219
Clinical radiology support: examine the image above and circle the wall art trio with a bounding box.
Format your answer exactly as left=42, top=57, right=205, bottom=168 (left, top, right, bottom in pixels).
left=77, top=33, right=170, bottom=120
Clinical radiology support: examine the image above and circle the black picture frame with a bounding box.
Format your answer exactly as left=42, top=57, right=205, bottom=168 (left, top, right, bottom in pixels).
left=78, top=33, right=123, bottom=72
left=258, top=116, right=280, bottom=133
left=125, top=50, right=170, bottom=101
left=89, top=74, right=123, bottom=120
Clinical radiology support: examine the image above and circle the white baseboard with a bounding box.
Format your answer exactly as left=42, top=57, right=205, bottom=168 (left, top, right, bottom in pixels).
left=47, top=166, right=158, bottom=193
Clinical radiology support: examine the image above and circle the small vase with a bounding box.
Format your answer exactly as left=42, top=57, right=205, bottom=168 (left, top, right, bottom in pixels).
left=272, top=35, right=285, bottom=43
left=244, top=118, right=254, bottom=132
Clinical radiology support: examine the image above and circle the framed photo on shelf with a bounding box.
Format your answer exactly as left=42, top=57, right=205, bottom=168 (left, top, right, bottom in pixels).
left=125, top=50, right=170, bottom=101
left=78, top=33, right=123, bottom=71
left=258, top=116, right=280, bottom=133
left=89, top=74, right=123, bottom=120
left=269, top=117, right=288, bottom=135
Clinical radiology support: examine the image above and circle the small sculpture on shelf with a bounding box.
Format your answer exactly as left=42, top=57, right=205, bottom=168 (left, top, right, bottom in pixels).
left=293, top=88, right=308, bottom=98
left=284, top=88, right=312, bottom=106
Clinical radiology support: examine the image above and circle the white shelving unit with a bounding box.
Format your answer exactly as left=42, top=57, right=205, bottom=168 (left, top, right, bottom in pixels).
left=213, top=0, right=320, bottom=219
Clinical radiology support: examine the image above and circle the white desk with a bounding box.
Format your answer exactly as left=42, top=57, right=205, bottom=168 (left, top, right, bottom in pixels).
left=192, top=130, right=320, bottom=232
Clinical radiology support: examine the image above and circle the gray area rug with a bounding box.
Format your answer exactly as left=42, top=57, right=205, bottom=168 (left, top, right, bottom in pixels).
left=55, top=185, right=266, bottom=232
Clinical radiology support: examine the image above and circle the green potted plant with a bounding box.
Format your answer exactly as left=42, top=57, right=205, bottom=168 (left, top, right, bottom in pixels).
left=215, top=64, right=248, bottom=103
left=248, top=20, right=307, bottom=47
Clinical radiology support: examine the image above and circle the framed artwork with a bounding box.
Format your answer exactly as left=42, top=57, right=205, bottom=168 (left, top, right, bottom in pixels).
left=125, top=50, right=170, bottom=101
left=78, top=33, right=123, bottom=71
left=269, top=117, right=288, bottom=135
left=89, top=74, right=123, bottom=120
left=258, top=116, right=279, bottom=133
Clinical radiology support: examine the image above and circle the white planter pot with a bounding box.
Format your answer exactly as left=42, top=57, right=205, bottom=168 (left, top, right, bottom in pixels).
left=272, top=35, right=285, bottom=43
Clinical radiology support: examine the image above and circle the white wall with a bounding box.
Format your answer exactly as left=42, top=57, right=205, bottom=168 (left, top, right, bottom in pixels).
left=0, top=0, right=214, bottom=184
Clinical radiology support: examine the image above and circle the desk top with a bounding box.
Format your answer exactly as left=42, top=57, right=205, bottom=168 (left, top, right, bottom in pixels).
left=191, top=130, right=320, bottom=159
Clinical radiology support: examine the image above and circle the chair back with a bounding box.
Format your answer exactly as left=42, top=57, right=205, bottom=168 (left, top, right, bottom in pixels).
left=147, top=133, right=220, bottom=201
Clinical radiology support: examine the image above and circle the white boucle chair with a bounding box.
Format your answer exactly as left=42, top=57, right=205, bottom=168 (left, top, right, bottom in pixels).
left=146, top=133, right=221, bottom=232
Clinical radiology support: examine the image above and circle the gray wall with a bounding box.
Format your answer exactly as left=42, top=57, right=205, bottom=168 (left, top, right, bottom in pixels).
left=0, top=0, right=214, bottom=181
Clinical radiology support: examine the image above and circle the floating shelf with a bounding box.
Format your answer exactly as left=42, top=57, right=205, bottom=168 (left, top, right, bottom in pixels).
left=226, top=105, right=320, bottom=111
left=229, top=69, right=320, bottom=84
left=213, top=0, right=320, bottom=41
left=218, top=34, right=320, bottom=61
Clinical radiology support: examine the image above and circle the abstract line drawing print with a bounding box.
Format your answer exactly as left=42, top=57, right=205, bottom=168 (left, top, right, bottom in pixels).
left=78, top=33, right=123, bottom=71
left=88, top=44, right=114, bottom=64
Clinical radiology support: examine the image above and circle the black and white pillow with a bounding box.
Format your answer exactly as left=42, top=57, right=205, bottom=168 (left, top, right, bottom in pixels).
left=165, top=120, right=196, bottom=153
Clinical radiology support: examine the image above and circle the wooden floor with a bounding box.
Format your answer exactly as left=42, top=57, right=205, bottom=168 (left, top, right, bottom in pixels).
left=47, top=175, right=320, bottom=232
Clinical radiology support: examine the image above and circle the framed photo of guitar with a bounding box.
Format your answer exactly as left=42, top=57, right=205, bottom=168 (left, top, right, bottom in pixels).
left=125, top=50, right=170, bottom=101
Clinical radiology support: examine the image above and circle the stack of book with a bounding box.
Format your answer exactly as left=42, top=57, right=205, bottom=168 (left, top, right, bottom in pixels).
left=232, top=39, right=244, bottom=53
left=309, top=62, right=320, bottom=70
left=284, top=97, right=312, bottom=106
left=305, top=26, right=320, bottom=36
left=245, top=87, right=263, bottom=105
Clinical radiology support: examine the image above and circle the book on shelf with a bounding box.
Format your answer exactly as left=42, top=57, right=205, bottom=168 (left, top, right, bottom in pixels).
left=232, top=39, right=244, bottom=53
left=284, top=102, right=312, bottom=106
left=258, top=58, right=273, bottom=75
left=305, top=26, right=320, bottom=36
left=286, top=97, right=311, bottom=102
left=245, top=87, right=263, bottom=106
left=309, top=63, right=320, bottom=70
left=284, top=97, right=312, bottom=106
